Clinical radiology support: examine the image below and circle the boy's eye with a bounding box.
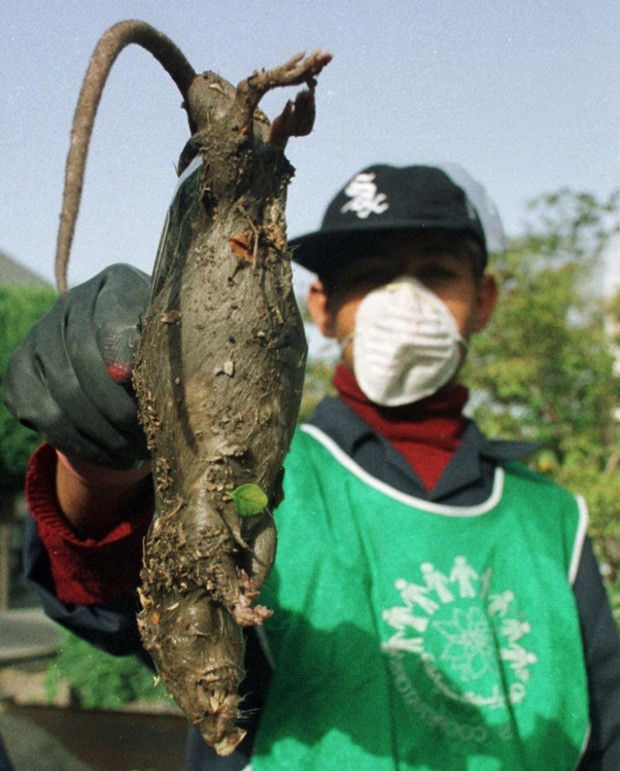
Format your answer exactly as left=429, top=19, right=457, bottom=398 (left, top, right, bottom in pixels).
left=368, top=271, right=398, bottom=284
left=417, top=267, right=458, bottom=282
left=354, top=269, right=398, bottom=287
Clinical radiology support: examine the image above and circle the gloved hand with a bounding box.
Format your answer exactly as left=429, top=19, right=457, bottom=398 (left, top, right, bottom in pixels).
left=4, top=264, right=151, bottom=469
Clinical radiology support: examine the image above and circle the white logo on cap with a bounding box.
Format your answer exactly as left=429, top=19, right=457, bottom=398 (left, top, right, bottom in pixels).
left=341, top=172, right=389, bottom=219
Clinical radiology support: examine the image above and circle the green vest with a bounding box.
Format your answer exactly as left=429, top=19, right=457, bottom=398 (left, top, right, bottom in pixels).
left=252, top=426, right=590, bottom=770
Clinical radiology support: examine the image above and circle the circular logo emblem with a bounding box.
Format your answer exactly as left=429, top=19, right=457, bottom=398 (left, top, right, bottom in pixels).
left=382, top=556, right=537, bottom=731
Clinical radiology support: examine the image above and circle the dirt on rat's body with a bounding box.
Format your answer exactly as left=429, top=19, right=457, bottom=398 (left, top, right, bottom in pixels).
left=53, top=20, right=330, bottom=756
left=133, top=128, right=307, bottom=753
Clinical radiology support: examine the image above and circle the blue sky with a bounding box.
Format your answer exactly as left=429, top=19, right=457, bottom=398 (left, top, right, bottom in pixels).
left=1, top=0, right=618, bottom=290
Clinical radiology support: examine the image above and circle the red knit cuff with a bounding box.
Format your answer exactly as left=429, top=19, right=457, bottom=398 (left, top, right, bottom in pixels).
left=25, top=443, right=154, bottom=605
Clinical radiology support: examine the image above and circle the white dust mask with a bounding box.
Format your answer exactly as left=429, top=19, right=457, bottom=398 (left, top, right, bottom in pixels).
left=350, top=276, right=466, bottom=406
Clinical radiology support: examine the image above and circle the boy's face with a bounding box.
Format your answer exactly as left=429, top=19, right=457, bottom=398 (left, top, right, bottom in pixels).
left=307, top=231, right=498, bottom=373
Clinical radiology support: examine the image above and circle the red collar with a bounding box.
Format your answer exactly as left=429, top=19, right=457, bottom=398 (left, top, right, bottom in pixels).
left=332, top=364, right=469, bottom=490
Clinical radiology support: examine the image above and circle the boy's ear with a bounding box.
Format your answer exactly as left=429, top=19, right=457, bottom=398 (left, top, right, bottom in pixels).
left=307, top=281, right=336, bottom=337
left=474, top=274, right=499, bottom=332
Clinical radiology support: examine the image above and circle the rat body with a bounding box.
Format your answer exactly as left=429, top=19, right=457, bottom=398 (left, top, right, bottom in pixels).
left=54, top=19, right=330, bottom=754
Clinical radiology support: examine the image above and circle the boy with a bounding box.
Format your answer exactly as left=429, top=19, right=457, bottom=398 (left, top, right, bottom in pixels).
left=5, top=164, right=620, bottom=769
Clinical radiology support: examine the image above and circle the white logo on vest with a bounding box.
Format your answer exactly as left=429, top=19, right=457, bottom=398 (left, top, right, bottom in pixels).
left=382, top=555, right=538, bottom=743
left=340, top=172, right=389, bottom=219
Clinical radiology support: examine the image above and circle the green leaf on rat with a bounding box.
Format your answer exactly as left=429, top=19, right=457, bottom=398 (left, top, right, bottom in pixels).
left=230, top=484, right=269, bottom=517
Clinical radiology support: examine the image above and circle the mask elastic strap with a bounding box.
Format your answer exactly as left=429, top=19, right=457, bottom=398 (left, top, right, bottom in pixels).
left=339, top=332, right=355, bottom=355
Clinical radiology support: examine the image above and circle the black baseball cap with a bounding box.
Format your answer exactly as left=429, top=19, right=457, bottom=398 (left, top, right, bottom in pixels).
left=290, top=164, right=494, bottom=276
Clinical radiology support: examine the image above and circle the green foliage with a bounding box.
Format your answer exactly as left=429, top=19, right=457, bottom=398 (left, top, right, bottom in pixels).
left=0, top=283, right=56, bottom=491
left=45, top=627, right=172, bottom=709
left=466, top=190, right=619, bottom=448
left=465, top=187, right=620, bottom=602
left=299, top=354, right=337, bottom=423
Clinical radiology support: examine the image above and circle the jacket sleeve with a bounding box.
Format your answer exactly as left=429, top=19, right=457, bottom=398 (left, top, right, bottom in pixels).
left=22, top=513, right=149, bottom=660
left=24, top=443, right=153, bottom=605
left=574, top=536, right=620, bottom=769
left=21, top=442, right=153, bottom=660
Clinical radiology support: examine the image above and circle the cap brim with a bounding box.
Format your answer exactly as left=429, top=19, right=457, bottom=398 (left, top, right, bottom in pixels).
left=289, top=221, right=485, bottom=276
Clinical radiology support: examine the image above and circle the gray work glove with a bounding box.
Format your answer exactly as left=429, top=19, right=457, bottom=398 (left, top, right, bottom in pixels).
left=4, top=264, right=150, bottom=469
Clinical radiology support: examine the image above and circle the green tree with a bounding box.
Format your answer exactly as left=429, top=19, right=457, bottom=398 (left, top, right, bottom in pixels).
left=465, top=188, right=620, bottom=618
left=0, top=283, right=56, bottom=608
left=299, top=355, right=336, bottom=423
left=0, top=283, right=57, bottom=492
